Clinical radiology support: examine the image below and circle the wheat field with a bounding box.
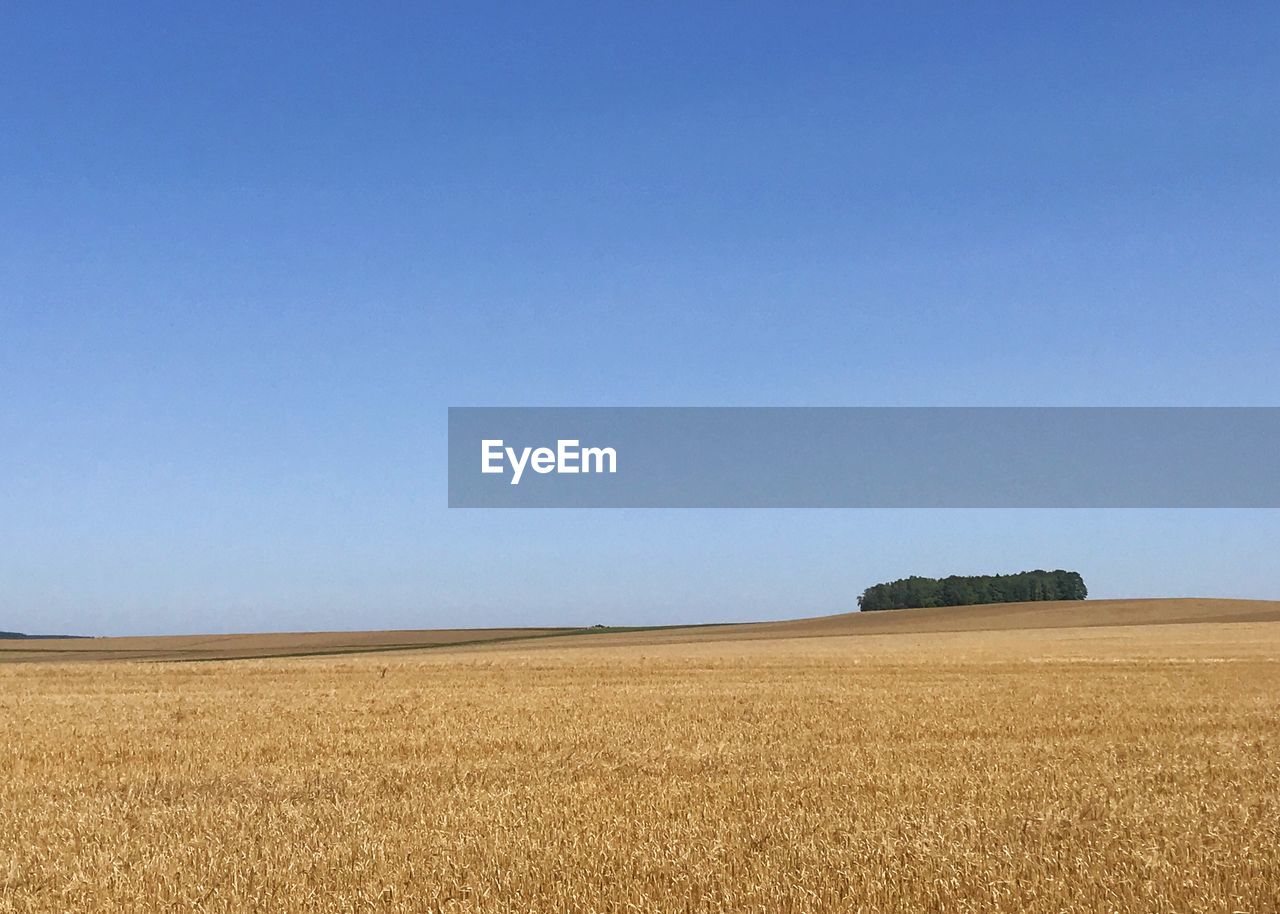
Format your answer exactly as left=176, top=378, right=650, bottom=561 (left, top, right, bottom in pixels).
left=3, top=610, right=1279, bottom=912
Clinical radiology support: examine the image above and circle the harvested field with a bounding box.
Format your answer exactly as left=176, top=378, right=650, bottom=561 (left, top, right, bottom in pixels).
left=9, top=598, right=1279, bottom=663
left=0, top=627, right=568, bottom=663
left=565, top=596, right=1280, bottom=647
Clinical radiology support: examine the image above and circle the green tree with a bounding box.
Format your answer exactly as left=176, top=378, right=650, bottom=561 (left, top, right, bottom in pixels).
left=858, top=570, right=1088, bottom=612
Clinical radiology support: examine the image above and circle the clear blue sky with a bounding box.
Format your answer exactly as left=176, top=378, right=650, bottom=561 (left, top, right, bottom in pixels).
left=2, top=3, right=1278, bottom=635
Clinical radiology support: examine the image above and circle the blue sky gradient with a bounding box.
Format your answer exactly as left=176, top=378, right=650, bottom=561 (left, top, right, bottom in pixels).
left=2, top=3, right=1278, bottom=634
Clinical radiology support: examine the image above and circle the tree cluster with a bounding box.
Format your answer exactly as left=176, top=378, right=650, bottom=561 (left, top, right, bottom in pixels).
left=857, top=570, right=1087, bottom=612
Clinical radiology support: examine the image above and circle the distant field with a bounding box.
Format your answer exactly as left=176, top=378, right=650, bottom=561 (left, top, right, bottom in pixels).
left=7, top=598, right=1280, bottom=663
left=571, top=596, right=1280, bottom=647
left=3, top=600, right=1278, bottom=912
left=0, top=626, right=570, bottom=663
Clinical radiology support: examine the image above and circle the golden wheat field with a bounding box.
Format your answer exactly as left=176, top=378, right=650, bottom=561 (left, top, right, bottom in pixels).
left=3, top=603, right=1279, bottom=913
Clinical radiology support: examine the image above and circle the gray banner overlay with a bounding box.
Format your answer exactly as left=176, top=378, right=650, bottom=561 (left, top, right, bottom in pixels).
left=448, top=408, right=1280, bottom=508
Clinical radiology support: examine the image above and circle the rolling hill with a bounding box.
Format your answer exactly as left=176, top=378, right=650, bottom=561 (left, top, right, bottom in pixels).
left=3, top=598, right=1278, bottom=663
